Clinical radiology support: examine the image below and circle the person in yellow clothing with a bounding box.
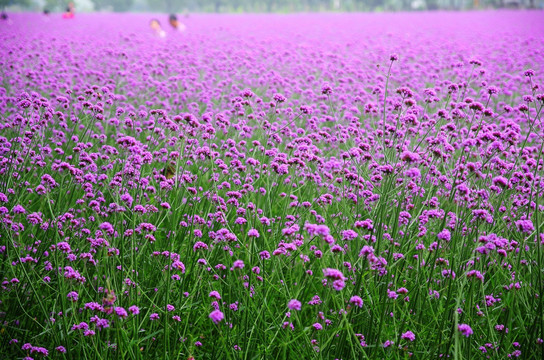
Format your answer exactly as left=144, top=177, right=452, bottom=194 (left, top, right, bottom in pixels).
left=150, top=18, right=166, bottom=38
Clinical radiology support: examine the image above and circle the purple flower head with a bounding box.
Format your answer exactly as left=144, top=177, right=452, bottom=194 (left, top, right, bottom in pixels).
left=273, top=93, right=286, bottom=102
left=437, top=229, right=451, bottom=241
left=115, top=307, right=128, bottom=318
left=400, top=151, right=420, bottom=163
left=308, top=295, right=322, bottom=305
left=209, top=309, right=224, bottom=324
left=515, top=220, right=534, bottom=234
left=332, top=279, right=346, bottom=291
left=128, top=305, right=140, bottom=315
left=404, top=167, right=421, bottom=178
left=359, top=245, right=375, bottom=257
left=349, top=296, right=364, bottom=308
left=322, top=268, right=346, bottom=280
left=67, top=291, right=78, bottom=302
left=321, top=83, right=333, bottom=95
left=458, top=324, right=473, bottom=337
left=193, top=241, right=209, bottom=251
left=248, top=228, right=260, bottom=237
left=401, top=331, right=416, bottom=342
left=12, top=205, right=26, bottom=214
left=209, top=291, right=221, bottom=300
left=287, top=299, right=302, bottom=311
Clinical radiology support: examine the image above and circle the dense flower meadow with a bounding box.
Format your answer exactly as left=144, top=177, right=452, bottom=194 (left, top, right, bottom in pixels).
left=1, top=10, right=543, bottom=359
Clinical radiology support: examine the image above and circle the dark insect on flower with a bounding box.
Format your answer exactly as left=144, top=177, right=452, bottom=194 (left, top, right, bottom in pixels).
left=161, top=163, right=176, bottom=179
left=103, top=289, right=116, bottom=306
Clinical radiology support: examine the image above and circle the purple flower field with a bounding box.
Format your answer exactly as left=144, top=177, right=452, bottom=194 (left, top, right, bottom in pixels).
left=1, top=10, right=543, bottom=359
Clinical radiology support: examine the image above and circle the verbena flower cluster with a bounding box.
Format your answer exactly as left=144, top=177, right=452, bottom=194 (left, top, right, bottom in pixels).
left=0, top=11, right=543, bottom=359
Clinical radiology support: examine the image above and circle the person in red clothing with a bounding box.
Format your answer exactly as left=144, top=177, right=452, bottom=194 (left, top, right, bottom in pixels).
left=62, top=2, right=75, bottom=19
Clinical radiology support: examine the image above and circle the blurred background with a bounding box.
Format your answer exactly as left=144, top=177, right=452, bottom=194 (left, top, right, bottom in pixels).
left=1, top=0, right=542, bottom=15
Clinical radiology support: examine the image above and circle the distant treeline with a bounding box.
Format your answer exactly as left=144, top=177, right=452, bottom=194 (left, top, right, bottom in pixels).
left=3, top=0, right=542, bottom=13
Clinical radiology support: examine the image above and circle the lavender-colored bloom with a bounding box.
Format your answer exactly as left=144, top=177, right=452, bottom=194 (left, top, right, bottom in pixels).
left=492, top=176, right=508, bottom=187
left=128, top=305, right=140, bottom=315
left=350, top=296, right=364, bottom=308
left=401, top=331, right=416, bottom=342
left=515, top=220, right=534, bottom=234
left=72, top=322, right=89, bottom=331
left=458, top=324, right=473, bottom=337
left=400, top=151, right=420, bottom=163
left=332, top=279, right=346, bottom=291
left=193, top=241, right=209, bottom=251
left=248, top=228, right=260, bottom=237
left=209, top=309, right=224, bottom=324
left=322, top=268, right=346, bottom=280
left=404, top=167, right=421, bottom=178
left=115, top=307, right=128, bottom=318
left=12, top=205, right=26, bottom=214
left=287, top=299, right=302, bottom=311
left=437, top=229, right=451, bottom=241
left=308, top=295, right=322, bottom=305
left=67, top=291, right=78, bottom=302
left=209, top=291, right=221, bottom=300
